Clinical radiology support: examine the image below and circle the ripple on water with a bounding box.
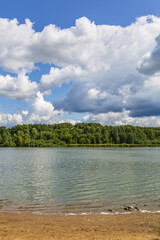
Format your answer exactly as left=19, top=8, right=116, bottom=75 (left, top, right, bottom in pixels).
left=0, top=147, right=160, bottom=214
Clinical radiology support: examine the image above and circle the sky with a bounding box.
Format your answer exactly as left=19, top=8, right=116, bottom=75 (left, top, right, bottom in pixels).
left=1, top=0, right=160, bottom=127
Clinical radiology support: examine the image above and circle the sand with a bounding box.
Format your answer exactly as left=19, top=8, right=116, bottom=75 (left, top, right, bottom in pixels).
left=0, top=212, right=160, bottom=240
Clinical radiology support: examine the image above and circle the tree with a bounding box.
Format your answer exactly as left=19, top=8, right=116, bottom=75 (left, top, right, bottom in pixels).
left=126, top=132, right=135, bottom=144
left=2, top=130, right=13, bottom=146
left=119, top=132, right=127, bottom=143
left=31, top=128, right=38, bottom=139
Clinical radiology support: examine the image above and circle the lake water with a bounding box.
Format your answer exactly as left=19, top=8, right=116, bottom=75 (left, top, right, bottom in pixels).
left=0, top=147, right=160, bottom=215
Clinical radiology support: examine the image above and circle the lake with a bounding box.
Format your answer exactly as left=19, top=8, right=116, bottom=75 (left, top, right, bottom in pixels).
left=0, top=147, right=160, bottom=215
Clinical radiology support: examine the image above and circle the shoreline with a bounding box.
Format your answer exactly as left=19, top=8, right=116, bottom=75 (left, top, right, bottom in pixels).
left=1, top=144, right=160, bottom=148
left=1, top=209, right=160, bottom=216
left=0, top=212, right=160, bottom=239
left=1, top=144, right=160, bottom=147
left=1, top=202, right=160, bottom=216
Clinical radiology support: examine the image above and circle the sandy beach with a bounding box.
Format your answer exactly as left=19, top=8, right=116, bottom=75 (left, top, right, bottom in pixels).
left=0, top=212, right=160, bottom=240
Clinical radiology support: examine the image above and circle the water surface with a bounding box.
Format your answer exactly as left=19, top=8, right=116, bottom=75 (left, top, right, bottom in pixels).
left=0, top=147, right=160, bottom=214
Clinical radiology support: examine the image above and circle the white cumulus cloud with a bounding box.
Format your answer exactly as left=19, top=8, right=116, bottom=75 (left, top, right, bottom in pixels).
left=40, top=65, right=85, bottom=91
left=0, top=113, right=23, bottom=127
left=1, top=16, right=160, bottom=126
left=0, top=71, right=38, bottom=100
left=26, top=92, right=63, bottom=124
left=83, top=110, right=160, bottom=127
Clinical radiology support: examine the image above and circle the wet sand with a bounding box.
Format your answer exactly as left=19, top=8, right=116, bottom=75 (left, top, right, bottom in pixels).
left=0, top=212, right=160, bottom=240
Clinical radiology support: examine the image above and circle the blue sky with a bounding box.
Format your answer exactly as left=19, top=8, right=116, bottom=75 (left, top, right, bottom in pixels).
left=1, top=0, right=160, bottom=126
left=1, top=0, right=160, bottom=29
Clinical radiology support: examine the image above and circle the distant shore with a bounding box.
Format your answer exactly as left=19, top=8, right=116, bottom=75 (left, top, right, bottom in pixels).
left=0, top=212, right=160, bottom=240
left=1, top=123, right=160, bottom=147
left=1, top=143, right=160, bottom=147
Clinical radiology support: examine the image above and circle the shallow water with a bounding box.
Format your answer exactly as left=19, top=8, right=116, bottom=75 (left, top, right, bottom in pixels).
left=0, top=147, right=160, bottom=214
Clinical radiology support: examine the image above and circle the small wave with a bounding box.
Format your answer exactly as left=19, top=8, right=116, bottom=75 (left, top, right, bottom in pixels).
left=100, top=210, right=160, bottom=215
left=29, top=209, right=160, bottom=216
left=141, top=210, right=160, bottom=214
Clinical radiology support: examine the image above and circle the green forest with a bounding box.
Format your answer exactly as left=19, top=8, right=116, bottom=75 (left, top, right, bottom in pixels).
left=0, top=123, right=160, bottom=147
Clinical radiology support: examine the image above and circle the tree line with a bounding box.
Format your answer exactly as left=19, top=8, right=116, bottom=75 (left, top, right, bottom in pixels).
left=0, top=123, right=160, bottom=147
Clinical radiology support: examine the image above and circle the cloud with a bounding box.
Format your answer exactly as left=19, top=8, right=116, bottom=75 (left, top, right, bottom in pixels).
left=88, top=88, right=108, bottom=99
left=138, top=34, right=160, bottom=75
left=0, top=16, right=110, bottom=73
left=83, top=110, right=160, bottom=127
left=126, top=74, right=160, bottom=117
left=52, top=15, right=160, bottom=114
left=0, top=113, right=23, bottom=127
left=54, top=81, right=124, bottom=113
left=1, top=16, right=160, bottom=125
left=58, top=119, right=81, bottom=125
left=25, top=92, right=64, bottom=124
left=40, top=65, right=85, bottom=91
left=0, top=18, right=35, bottom=73
left=0, top=92, right=64, bottom=127
left=0, top=71, right=38, bottom=100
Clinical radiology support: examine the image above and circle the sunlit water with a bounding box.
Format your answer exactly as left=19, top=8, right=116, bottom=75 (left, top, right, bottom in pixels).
left=0, top=147, right=160, bottom=214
